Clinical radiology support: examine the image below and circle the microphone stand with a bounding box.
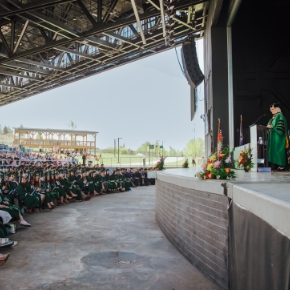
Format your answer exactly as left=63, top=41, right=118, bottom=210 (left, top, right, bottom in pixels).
left=249, top=114, right=266, bottom=127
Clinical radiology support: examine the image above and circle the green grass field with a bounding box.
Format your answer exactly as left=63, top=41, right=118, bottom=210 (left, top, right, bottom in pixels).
left=79, top=152, right=159, bottom=167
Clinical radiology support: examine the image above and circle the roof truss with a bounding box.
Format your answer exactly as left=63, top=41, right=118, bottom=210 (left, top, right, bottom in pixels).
left=0, top=0, right=208, bottom=106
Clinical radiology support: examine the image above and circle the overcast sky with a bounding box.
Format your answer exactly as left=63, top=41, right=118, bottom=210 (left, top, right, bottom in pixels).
left=0, top=40, right=204, bottom=151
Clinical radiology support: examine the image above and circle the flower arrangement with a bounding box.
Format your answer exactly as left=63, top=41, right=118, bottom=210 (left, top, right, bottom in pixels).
left=155, top=156, right=166, bottom=170
left=196, top=130, right=236, bottom=180
left=182, top=159, right=189, bottom=168
left=237, top=146, right=254, bottom=172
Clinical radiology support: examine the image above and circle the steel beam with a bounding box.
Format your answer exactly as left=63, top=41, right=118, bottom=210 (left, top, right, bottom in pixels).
left=24, top=11, right=79, bottom=37
left=15, top=58, right=63, bottom=71
left=13, top=20, right=29, bottom=54
left=17, top=14, right=75, bottom=40
left=173, top=16, right=196, bottom=31
left=0, top=83, right=22, bottom=90
left=66, top=53, right=74, bottom=63
left=0, top=0, right=207, bottom=108
left=0, top=30, right=11, bottom=55
left=0, top=69, right=42, bottom=80
left=98, top=0, right=102, bottom=22
left=38, top=27, right=49, bottom=43
left=0, top=0, right=75, bottom=18
left=54, top=46, right=97, bottom=60
left=0, top=31, right=190, bottom=105
left=0, top=9, right=166, bottom=64
left=129, top=25, right=140, bottom=38
left=76, top=0, right=97, bottom=26
left=1, top=62, right=52, bottom=75
left=102, top=32, right=140, bottom=48
left=159, top=0, right=167, bottom=37
left=147, top=0, right=196, bottom=32
left=10, top=19, right=15, bottom=52
left=85, top=36, right=117, bottom=49
left=0, top=53, right=8, bottom=58
left=130, top=0, right=146, bottom=44
left=103, top=0, right=119, bottom=23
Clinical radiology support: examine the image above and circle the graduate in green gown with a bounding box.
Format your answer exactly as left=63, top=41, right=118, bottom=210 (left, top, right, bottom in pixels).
left=0, top=188, right=31, bottom=226
left=92, top=171, right=102, bottom=194
left=267, top=102, right=289, bottom=170
left=16, top=175, right=41, bottom=214
left=45, top=175, right=60, bottom=204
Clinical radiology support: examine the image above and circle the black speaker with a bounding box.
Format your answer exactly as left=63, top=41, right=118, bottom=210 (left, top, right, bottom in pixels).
left=181, top=38, right=204, bottom=87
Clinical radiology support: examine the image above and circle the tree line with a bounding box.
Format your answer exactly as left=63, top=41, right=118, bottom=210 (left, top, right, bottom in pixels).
left=0, top=125, right=13, bottom=134
left=0, top=124, right=24, bottom=135
left=99, top=138, right=205, bottom=157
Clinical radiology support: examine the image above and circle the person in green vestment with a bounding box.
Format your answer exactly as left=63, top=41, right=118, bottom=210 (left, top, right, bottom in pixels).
left=267, top=102, right=289, bottom=170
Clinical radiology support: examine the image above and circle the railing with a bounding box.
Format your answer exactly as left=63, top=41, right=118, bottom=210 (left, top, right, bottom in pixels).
left=17, top=139, right=95, bottom=147
left=0, top=158, right=74, bottom=167
left=83, top=156, right=204, bottom=168
left=0, top=156, right=205, bottom=168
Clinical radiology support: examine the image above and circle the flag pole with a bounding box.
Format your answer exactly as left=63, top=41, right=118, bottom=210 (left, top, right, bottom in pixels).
left=217, top=118, right=220, bottom=156
left=239, top=115, right=243, bottom=146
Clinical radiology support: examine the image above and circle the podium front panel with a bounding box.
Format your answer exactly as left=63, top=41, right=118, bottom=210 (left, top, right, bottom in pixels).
left=250, top=125, right=258, bottom=172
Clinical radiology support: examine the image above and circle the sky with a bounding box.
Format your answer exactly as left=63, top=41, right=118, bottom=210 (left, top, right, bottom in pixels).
left=0, top=40, right=205, bottom=151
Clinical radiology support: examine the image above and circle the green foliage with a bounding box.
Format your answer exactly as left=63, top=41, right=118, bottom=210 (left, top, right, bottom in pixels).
left=101, top=146, right=132, bottom=155
left=155, top=156, right=166, bottom=170
left=68, top=120, right=77, bottom=130
left=19, top=124, right=25, bottom=137
left=136, top=142, right=151, bottom=154
left=236, top=146, right=254, bottom=171
left=36, top=133, right=43, bottom=140
left=183, top=138, right=204, bottom=157
left=2, top=125, right=13, bottom=133
left=121, top=148, right=129, bottom=155
left=182, top=159, right=189, bottom=168
left=3, top=126, right=8, bottom=134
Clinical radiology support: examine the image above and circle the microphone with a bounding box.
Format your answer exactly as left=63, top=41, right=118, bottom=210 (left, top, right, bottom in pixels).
left=249, top=114, right=266, bottom=127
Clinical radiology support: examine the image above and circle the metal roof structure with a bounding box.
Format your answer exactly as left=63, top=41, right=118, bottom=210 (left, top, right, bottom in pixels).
left=0, top=0, right=208, bottom=107
left=14, top=127, right=98, bottom=135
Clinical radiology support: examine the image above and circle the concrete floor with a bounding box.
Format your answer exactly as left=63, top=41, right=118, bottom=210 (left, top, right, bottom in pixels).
left=0, top=186, right=218, bottom=290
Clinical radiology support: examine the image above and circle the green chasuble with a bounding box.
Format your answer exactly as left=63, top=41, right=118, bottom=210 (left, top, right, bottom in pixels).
left=267, top=112, right=288, bottom=167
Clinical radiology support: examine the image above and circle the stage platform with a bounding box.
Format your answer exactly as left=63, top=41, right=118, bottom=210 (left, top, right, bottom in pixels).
left=158, top=167, right=290, bottom=204
left=155, top=168, right=290, bottom=290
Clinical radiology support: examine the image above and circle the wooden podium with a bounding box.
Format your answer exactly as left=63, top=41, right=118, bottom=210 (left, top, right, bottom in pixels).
left=250, top=125, right=269, bottom=171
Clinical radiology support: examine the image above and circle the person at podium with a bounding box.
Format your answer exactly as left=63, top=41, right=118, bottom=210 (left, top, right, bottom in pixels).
left=266, top=102, right=289, bottom=170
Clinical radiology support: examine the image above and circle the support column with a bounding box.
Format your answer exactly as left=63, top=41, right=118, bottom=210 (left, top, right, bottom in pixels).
left=227, top=27, right=234, bottom=150
left=94, top=134, right=96, bottom=155
left=211, top=27, right=229, bottom=145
